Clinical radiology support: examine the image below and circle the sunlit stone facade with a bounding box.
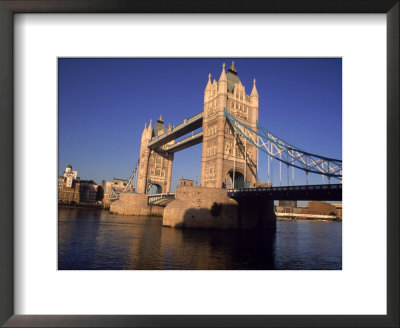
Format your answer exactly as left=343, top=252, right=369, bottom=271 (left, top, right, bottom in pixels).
left=136, top=116, right=174, bottom=194
left=200, top=62, right=259, bottom=188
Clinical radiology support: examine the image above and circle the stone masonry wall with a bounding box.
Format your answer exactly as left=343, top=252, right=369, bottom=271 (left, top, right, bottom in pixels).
left=110, top=193, right=164, bottom=216
left=163, top=186, right=240, bottom=229
left=163, top=186, right=276, bottom=230
left=109, top=187, right=275, bottom=231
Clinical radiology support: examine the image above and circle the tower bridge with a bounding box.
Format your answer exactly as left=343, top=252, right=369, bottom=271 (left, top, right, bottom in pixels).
left=110, top=62, right=341, bottom=230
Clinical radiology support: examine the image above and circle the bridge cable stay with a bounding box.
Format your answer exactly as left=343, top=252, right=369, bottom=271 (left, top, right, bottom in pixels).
left=233, top=129, right=237, bottom=188
left=286, top=151, right=289, bottom=186
left=258, top=122, right=342, bottom=169
left=305, top=155, right=308, bottom=185
left=292, top=157, right=295, bottom=186
left=110, top=188, right=119, bottom=200
left=255, top=113, right=342, bottom=167
left=270, top=154, right=273, bottom=185
left=122, top=159, right=140, bottom=192
left=256, top=135, right=259, bottom=180
left=279, top=152, right=282, bottom=186
left=244, top=139, right=247, bottom=186
left=224, top=109, right=342, bottom=181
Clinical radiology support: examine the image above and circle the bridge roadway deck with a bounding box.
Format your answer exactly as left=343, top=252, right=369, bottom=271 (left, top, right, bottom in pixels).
left=228, top=184, right=342, bottom=201
left=148, top=112, right=203, bottom=150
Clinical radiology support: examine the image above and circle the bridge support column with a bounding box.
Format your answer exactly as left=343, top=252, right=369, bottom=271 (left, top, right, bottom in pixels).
left=163, top=186, right=276, bottom=231
left=215, top=115, right=225, bottom=189
left=237, top=198, right=276, bottom=231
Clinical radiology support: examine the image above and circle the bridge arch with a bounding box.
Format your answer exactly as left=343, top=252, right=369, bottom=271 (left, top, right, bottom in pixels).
left=225, top=169, right=245, bottom=189
left=147, top=183, right=163, bottom=194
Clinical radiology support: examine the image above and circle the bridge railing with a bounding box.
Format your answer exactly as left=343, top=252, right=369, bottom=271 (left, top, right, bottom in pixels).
left=228, top=184, right=341, bottom=193
left=227, top=184, right=342, bottom=201
left=147, top=192, right=176, bottom=205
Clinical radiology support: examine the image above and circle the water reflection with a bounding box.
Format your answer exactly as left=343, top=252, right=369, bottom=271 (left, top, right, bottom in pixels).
left=58, top=208, right=341, bottom=270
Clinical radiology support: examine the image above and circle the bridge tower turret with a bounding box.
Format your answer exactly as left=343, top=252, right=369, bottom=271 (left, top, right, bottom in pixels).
left=204, top=73, right=212, bottom=103
left=136, top=117, right=174, bottom=194
left=200, top=62, right=258, bottom=189
left=136, top=122, right=152, bottom=193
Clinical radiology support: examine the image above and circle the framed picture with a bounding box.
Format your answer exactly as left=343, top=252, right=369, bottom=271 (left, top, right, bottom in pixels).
left=0, top=1, right=398, bottom=327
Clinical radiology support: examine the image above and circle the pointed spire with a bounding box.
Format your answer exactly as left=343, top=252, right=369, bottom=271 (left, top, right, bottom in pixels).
left=148, top=119, right=152, bottom=131
left=219, top=62, right=227, bottom=82
left=251, top=78, right=258, bottom=97
left=229, top=61, right=237, bottom=73
left=158, top=114, right=163, bottom=122
left=205, top=73, right=211, bottom=90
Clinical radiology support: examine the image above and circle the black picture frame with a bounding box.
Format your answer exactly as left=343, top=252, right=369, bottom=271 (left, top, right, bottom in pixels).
left=0, top=1, right=398, bottom=327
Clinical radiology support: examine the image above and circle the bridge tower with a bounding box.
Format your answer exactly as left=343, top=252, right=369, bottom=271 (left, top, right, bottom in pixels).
left=201, top=62, right=259, bottom=189
left=136, top=116, right=174, bottom=194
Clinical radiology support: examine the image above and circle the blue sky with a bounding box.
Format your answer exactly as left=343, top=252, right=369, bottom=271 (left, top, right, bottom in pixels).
left=58, top=58, right=341, bottom=190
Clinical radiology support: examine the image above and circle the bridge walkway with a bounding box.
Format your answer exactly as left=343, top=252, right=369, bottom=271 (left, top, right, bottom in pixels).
left=228, top=184, right=342, bottom=201
left=148, top=193, right=176, bottom=206
left=148, top=112, right=203, bottom=150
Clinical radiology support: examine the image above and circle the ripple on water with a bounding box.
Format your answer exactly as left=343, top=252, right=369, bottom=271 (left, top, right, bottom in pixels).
left=58, top=208, right=342, bottom=270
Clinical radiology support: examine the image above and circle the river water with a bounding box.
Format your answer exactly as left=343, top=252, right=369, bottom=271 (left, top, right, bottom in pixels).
left=58, top=208, right=342, bottom=270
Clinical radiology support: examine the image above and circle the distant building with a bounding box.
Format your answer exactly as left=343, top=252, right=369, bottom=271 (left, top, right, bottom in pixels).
left=78, top=180, right=99, bottom=203
left=58, top=165, right=102, bottom=205
left=258, top=182, right=272, bottom=188
left=301, top=201, right=339, bottom=216
left=331, top=203, right=342, bottom=217
left=279, top=200, right=297, bottom=208
left=179, top=178, right=194, bottom=187
left=58, top=165, right=80, bottom=204
left=111, top=178, right=133, bottom=192
left=58, top=175, right=80, bottom=204
left=275, top=200, right=298, bottom=214
left=102, top=181, right=116, bottom=208
left=102, top=178, right=134, bottom=209
left=63, top=164, right=77, bottom=188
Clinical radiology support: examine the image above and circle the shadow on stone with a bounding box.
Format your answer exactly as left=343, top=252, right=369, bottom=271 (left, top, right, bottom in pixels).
left=163, top=186, right=276, bottom=231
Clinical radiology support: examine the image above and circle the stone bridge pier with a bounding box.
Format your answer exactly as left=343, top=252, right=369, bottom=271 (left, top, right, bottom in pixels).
left=236, top=197, right=276, bottom=231
left=162, top=186, right=276, bottom=231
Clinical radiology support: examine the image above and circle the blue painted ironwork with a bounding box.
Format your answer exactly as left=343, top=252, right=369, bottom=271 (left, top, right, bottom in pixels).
left=224, top=109, right=342, bottom=181
left=123, top=159, right=140, bottom=192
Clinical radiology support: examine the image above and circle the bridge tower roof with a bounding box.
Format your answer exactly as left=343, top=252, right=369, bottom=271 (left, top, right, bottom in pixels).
left=227, top=61, right=241, bottom=93
left=152, top=115, right=165, bottom=137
